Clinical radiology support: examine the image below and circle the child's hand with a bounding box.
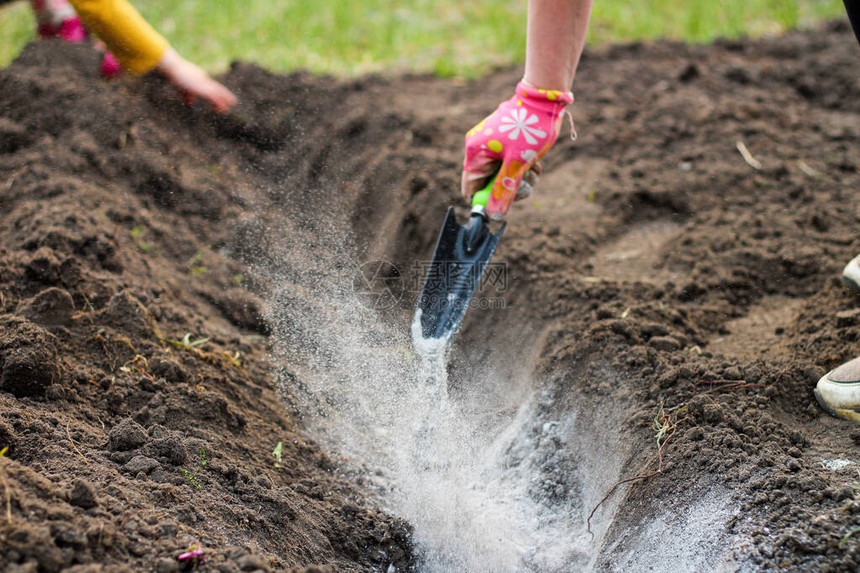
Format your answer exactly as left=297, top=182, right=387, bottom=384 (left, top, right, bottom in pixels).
left=462, top=81, right=573, bottom=220
left=156, top=49, right=236, bottom=114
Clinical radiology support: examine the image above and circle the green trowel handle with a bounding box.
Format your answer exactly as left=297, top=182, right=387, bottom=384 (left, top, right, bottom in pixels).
left=471, top=177, right=495, bottom=209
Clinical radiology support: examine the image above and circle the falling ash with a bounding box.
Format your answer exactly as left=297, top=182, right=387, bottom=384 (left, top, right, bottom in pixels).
left=261, top=220, right=592, bottom=572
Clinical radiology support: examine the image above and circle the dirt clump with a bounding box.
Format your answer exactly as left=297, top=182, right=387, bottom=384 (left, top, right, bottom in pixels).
left=0, top=40, right=414, bottom=572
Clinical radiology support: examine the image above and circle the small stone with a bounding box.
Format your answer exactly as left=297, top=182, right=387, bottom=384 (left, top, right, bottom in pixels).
left=17, top=287, right=76, bottom=327
left=0, top=315, right=61, bottom=397
left=101, top=291, right=159, bottom=339
left=108, top=419, right=148, bottom=451
left=237, top=554, right=266, bottom=571
left=723, top=366, right=743, bottom=380
left=148, top=424, right=168, bottom=440
left=0, top=118, right=32, bottom=153
left=109, top=450, right=135, bottom=465
left=785, top=458, right=801, bottom=472
left=703, top=404, right=723, bottom=423
left=150, top=435, right=188, bottom=466
left=678, top=63, right=700, bottom=83
left=596, top=308, right=615, bottom=320
left=836, top=308, right=860, bottom=328
left=69, top=479, right=98, bottom=509
left=787, top=532, right=816, bottom=552
left=641, top=323, right=670, bottom=338
left=725, top=66, right=751, bottom=84
left=155, top=557, right=178, bottom=573
left=648, top=336, right=682, bottom=351
left=608, top=319, right=636, bottom=341
left=149, top=356, right=188, bottom=384
left=0, top=418, right=16, bottom=453
left=789, top=431, right=807, bottom=447
left=123, top=455, right=161, bottom=475
left=688, top=427, right=705, bottom=441
left=25, top=247, right=62, bottom=284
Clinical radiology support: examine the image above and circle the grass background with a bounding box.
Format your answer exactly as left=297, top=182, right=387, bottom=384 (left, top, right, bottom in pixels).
left=0, top=0, right=846, bottom=77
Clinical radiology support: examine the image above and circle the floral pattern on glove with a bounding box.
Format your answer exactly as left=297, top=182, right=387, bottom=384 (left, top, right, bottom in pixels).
left=463, top=81, right=573, bottom=220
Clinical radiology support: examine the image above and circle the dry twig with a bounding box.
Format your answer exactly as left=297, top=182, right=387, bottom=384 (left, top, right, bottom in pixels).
left=736, top=141, right=762, bottom=170
left=797, top=160, right=820, bottom=178
left=66, top=422, right=88, bottom=465
left=694, top=379, right=765, bottom=395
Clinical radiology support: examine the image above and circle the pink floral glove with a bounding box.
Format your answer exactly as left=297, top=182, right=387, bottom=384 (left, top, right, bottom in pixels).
left=462, top=81, right=574, bottom=220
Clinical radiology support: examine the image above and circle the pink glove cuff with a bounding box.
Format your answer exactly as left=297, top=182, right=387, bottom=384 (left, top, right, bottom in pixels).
left=515, top=81, right=574, bottom=107
left=464, top=81, right=573, bottom=219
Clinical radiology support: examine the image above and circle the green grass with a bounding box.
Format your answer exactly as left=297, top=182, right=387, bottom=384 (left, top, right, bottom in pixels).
left=0, top=0, right=846, bottom=77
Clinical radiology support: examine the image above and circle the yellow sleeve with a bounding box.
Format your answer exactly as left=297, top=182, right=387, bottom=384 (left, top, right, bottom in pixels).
left=69, top=0, right=170, bottom=75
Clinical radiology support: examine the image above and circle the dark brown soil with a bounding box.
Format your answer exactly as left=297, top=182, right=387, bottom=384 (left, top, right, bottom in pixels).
left=2, top=20, right=860, bottom=572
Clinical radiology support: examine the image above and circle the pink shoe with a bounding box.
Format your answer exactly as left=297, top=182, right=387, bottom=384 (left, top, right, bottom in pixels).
left=37, top=15, right=87, bottom=42
left=36, top=12, right=123, bottom=78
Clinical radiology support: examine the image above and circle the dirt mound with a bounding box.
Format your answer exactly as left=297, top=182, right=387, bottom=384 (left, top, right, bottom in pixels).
left=0, top=40, right=413, bottom=572
left=2, top=20, right=860, bottom=572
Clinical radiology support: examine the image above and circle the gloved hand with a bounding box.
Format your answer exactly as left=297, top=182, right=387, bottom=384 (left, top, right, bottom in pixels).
left=462, top=81, right=573, bottom=220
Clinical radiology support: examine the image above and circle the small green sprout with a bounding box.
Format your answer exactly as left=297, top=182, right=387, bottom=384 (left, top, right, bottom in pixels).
left=181, top=468, right=200, bottom=489
left=166, top=333, right=211, bottom=350
left=188, top=252, right=208, bottom=277
left=130, top=226, right=153, bottom=253
left=0, top=446, right=9, bottom=522
left=841, top=527, right=860, bottom=548
left=179, top=449, right=207, bottom=490
left=273, top=441, right=283, bottom=468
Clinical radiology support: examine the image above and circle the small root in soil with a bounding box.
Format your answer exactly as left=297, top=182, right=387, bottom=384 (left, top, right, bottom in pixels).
left=587, top=402, right=687, bottom=533
left=0, top=448, right=11, bottom=523
left=66, top=422, right=88, bottom=465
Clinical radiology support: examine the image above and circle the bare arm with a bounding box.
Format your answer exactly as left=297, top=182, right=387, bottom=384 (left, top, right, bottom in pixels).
left=461, top=0, right=592, bottom=215
left=70, top=0, right=236, bottom=113
left=523, top=0, right=592, bottom=91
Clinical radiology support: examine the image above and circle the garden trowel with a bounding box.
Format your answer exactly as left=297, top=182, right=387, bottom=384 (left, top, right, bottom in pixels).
left=412, top=178, right=505, bottom=351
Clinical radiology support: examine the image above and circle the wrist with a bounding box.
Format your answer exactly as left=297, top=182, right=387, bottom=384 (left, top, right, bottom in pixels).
left=515, top=80, right=574, bottom=106
left=155, top=48, right=180, bottom=76
left=521, top=76, right=571, bottom=94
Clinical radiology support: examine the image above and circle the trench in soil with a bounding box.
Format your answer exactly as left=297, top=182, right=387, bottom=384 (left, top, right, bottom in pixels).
left=185, top=31, right=860, bottom=567
left=262, top=153, right=741, bottom=571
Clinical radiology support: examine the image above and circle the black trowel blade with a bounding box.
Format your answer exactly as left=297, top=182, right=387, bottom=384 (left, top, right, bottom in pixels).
left=414, top=207, right=506, bottom=345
